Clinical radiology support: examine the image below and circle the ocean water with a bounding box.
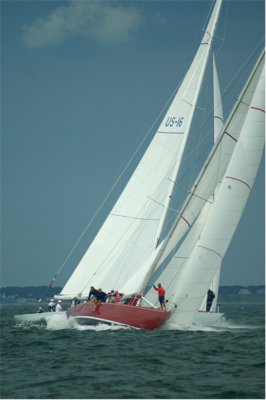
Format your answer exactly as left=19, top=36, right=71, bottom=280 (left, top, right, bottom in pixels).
left=0, top=303, right=264, bottom=399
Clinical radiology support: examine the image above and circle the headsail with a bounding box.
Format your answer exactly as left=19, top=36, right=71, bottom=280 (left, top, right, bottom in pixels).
left=59, top=0, right=222, bottom=299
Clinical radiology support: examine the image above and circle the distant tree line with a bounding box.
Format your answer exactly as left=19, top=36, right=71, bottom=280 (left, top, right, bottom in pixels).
left=218, top=285, right=264, bottom=302
left=0, top=286, right=63, bottom=300
left=219, top=285, right=264, bottom=296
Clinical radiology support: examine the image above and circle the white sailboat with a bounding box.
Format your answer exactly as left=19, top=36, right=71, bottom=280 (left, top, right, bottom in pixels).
left=62, top=0, right=223, bottom=330
left=14, top=0, right=265, bottom=330
left=154, top=50, right=265, bottom=329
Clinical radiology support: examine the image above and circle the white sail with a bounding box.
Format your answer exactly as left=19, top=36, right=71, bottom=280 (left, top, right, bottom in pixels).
left=123, top=54, right=225, bottom=298
left=167, top=51, right=265, bottom=327
left=59, top=0, right=222, bottom=299
left=140, top=47, right=265, bottom=294
left=143, top=197, right=214, bottom=306
left=200, top=54, right=224, bottom=310
left=213, top=54, right=224, bottom=142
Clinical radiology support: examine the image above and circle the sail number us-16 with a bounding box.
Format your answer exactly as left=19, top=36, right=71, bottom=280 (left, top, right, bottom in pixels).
left=165, top=116, right=184, bottom=128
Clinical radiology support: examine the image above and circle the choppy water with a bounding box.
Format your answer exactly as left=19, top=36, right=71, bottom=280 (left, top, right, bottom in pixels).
left=0, top=303, right=264, bottom=399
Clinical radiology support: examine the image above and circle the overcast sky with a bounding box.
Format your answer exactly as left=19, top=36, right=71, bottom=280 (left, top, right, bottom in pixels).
left=2, top=0, right=265, bottom=289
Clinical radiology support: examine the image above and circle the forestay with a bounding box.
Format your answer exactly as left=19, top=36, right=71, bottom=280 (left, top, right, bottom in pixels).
left=59, top=0, right=222, bottom=299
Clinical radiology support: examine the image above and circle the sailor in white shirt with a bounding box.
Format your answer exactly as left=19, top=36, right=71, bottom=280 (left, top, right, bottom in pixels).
left=55, top=300, right=63, bottom=312
left=48, top=299, right=55, bottom=312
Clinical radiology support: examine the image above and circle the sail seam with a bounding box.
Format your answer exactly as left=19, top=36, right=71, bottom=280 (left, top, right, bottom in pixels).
left=188, top=192, right=214, bottom=204
left=182, top=98, right=193, bottom=107
left=147, top=196, right=165, bottom=208
left=157, top=131, right=184, bottom=135
left=110, top=213, right=159, bottom=221
left=173, top=256, right=190, bottom=259
left=225, top=176, right=251, bottom=191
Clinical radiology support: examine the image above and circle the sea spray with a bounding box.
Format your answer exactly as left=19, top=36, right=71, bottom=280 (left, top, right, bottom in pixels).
left=46, top=313, right=130, bottom=331
left=46, top=312, right=71, bottom=330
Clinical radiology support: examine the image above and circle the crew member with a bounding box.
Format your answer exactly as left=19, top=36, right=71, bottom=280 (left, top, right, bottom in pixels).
left=48, top=298, right=55, bottom=312
left=88, top=287, right=107, bottom=312
left=55, top=300, right=63, bottom=312
left=206, top=289, right=215, bottom=312
left=153, top=283, right=166, bottom=311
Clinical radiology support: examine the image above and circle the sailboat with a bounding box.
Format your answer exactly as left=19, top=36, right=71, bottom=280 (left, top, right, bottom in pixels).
left=14, top=0, right=265, bottom=329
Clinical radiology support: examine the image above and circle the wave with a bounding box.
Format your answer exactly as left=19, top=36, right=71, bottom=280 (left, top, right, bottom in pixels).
left=14, top=313, right=263, bottom=332
left=46, top=313, right=130, bottom=331
left=160, top=317, right=264, bottom=332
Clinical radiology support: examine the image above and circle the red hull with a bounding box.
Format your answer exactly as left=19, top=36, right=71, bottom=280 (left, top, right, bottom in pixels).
left=67, top=302, right=169, bottom=330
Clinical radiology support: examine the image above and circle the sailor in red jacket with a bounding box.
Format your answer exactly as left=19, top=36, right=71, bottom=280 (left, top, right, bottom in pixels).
left=153, top=283, right=166, bottom=311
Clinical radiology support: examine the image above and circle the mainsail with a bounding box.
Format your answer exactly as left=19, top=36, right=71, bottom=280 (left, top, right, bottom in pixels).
left=139, top=47, right=265, bottom=297
left=153, top=50, right=265, bottom=327
left=59, top=0, right=222, bottom=299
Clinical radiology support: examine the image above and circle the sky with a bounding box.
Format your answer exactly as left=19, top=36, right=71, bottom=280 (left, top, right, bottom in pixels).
left=1, top=0, right=265, bottom=289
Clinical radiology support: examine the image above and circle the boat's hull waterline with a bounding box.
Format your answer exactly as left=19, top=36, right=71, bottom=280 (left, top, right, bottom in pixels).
left=13, top=308, right=224, bottom=328
left=66, top=302, right=170, bottom=330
